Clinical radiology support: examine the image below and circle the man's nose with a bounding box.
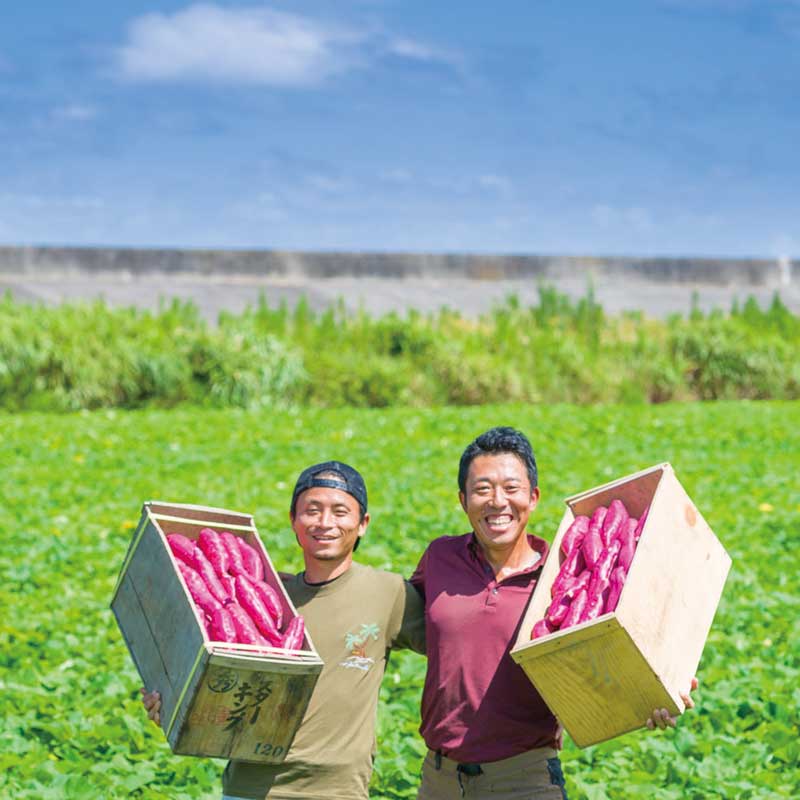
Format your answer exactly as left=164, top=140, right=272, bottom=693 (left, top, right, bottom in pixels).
left=489, top=486, right=506, bottom=507
left=318, top=508, right=335, bottom=527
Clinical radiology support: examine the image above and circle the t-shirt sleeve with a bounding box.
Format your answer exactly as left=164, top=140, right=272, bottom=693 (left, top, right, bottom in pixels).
left=389, top=579, right=427, bottom=655
left=409, top=547, right=428, bottom=602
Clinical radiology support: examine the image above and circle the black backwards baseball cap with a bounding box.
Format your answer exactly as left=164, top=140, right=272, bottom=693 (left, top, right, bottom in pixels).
left=290, top=461, right=368, bottom=516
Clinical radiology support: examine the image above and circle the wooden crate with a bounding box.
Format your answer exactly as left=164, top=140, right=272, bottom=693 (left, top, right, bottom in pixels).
left=511, top=463, right=731, bottom=748
left=111, top=501, right=323, bottom=763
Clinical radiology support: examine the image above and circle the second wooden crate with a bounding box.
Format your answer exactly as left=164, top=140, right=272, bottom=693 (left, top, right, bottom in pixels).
left=511, top=463, right=731, bottom=747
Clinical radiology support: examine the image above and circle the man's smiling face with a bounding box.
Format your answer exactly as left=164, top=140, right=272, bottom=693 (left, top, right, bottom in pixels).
left=291, top=485, right=368, bottom=562
left=460, top=452, right=539, bottom=555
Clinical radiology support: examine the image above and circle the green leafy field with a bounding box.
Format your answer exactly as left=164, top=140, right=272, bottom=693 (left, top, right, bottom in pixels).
left=1, top=401, right=798, bottom=798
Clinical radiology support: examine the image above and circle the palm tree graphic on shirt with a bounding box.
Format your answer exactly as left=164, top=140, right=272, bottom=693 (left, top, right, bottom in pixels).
left=341, top=623, right=380, bottom=670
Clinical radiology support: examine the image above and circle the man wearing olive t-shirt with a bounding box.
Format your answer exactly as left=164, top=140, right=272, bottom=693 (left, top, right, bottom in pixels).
left=142, top=461, right=425, bottom=800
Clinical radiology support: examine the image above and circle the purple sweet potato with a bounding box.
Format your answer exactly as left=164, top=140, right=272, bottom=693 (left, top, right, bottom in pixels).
left=583, top=539, right=621, bottom=619
left=589, top=505, right=607, bottom=534
left=550, top=545, right=586, bottom=599
left=178, top=562, right=223, bottom=617
left=581, top=588, right=606, bottom=623
left=592, top=539, right=621, bottom=589
left=251, top=580, right=283, bottom=630
left=551, top=571, right=580, bottom=601
left=190, top=547, right=231, bottom=605
left=604, top=566, right=627, bottom=613
left=209, top=606, right=238, bottom=643
left=601, top=499, right=629, bottom=546
left=560, top=587, right=588, bottom=630
left=531, top=619, right=555, bottom=640
left=282, top=615, right=306, bottom=651
left=617, top=517, right=638, bottom=572
left=634, top=504, right=650, bottom=540
left=227, top=603, right=269, bottom=646
left=545, top=592, right=573, bottom=627
left=166, top=533, right=196, bottom=567
left=581, top=508, right=606, bottom=570
left=237, top=538, right=265, bottom=582
left=560, top=515, right=590, bottom=557
left=570, top=569, right=592, bottom=597
left=552, top=568, right=591, bottom=603
left=198, top=527, right=230, bottom=579
left=219, top=574, right=237, bottom=604
left=234, top=575, right=282, bottom=645
left=220, top=531, right=247, bottom=577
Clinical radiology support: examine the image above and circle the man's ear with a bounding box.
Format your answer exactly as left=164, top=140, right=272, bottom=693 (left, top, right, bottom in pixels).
left=458, top=491, right=467, bottom=513
left=529, top=486, right=540, bottom=511
left=358, top=512, right=370, bottom=538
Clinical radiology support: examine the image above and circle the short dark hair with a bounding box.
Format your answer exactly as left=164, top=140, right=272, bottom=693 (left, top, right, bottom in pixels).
left=458, top=426, right=538, bottom=494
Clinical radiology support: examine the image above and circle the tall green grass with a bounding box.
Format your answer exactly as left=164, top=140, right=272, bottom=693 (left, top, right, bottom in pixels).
left=1, top=289, right=798, bottom=411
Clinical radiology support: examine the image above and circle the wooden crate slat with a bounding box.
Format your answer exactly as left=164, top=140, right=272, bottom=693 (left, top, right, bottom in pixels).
left=617, top=466, right=731, bottom=706
left=146, top=501, right=254, bottom=527
left=175, top=663, right=319, bottom=762
left=165, top=642, right=209, bottom=744
left=125, top=515, right=207, bottom=727
left=151, top=513, right=256, bottom=533
left=112, top=573, right=179, bottom=709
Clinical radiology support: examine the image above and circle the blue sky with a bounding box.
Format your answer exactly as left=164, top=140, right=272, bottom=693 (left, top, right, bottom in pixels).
left=1, top=1, right=798, bottom=257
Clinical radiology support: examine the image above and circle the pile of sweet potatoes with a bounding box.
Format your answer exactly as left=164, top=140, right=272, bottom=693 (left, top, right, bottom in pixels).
left=532, top=500, right=648, bottom=639
left=167, top=528, right=305, bottom=651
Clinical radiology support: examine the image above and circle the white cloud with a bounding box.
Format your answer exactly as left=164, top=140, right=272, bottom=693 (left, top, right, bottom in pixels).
left=386, top=37, right=463, bottom=69
left=114, top=4, right=462, bottom=87
left=116, top=4, right=365, bottom=86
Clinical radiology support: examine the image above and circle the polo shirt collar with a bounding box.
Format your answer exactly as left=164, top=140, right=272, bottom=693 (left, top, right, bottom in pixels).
left=466, top=531, right=550, bottom=580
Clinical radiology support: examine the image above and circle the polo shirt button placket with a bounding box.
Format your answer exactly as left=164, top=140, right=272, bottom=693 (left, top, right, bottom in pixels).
left=486, top=581, right=498, bottom=606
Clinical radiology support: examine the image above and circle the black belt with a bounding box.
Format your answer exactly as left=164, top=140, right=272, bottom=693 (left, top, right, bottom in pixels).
left=434, top=751, right=484, bottom=776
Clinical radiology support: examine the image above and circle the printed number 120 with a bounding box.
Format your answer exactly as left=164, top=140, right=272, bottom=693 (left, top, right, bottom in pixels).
left=254, top=742, right=285, bottom=757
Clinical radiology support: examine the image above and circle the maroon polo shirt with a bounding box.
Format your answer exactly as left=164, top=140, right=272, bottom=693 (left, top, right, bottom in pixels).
left=409, top=532, right=559, bottom=763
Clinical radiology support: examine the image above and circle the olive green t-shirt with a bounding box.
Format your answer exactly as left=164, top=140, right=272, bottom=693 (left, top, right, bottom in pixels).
left=222, top=562, right=426, bottom=800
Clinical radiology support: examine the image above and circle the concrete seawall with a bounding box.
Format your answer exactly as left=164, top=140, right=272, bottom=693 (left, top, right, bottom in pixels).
left=0, top=245, right=795, bottom=285
left=0, top=245, right=796, bottom=320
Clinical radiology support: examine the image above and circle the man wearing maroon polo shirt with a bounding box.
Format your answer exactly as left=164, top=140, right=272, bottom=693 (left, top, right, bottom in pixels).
left=410, top=426, right=565, bottom=798
left=410, top=427, right=694, bottom=799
